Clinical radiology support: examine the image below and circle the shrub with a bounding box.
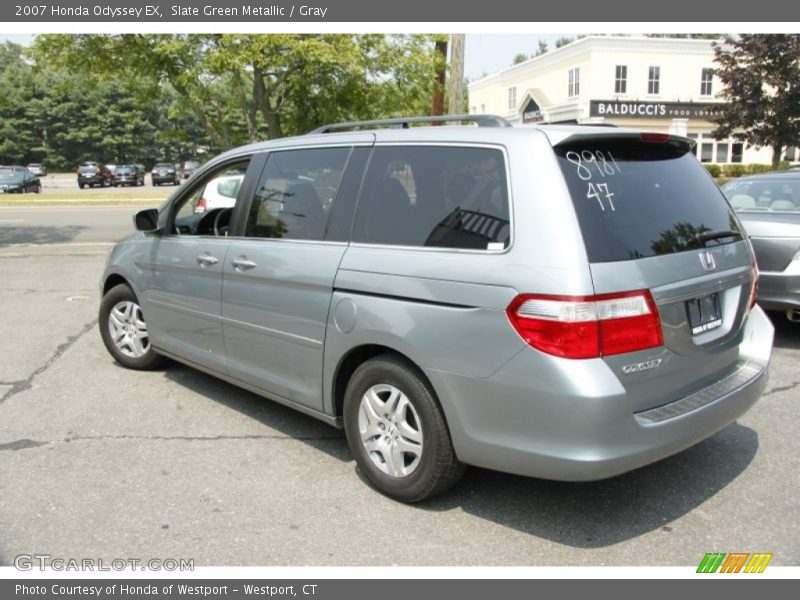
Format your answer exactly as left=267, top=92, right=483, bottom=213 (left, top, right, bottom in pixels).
left=722, top=164, right=746, bottom=177
left=746, top=164, right=772, bottom=174
left=704, top=164, right=722, bottom=177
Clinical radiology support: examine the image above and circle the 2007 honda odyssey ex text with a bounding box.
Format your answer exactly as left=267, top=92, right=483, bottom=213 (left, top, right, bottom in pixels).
left=99, top=115, right=774, bottom=502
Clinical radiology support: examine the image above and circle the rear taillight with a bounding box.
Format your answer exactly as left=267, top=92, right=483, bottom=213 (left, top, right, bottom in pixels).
left=506, top=290, right=663, bottom=359
left=748, top=262, right=759, bottom=312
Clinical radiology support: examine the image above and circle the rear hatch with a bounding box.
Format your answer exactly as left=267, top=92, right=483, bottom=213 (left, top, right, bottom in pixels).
left=552, top=132, right=757, bottom=413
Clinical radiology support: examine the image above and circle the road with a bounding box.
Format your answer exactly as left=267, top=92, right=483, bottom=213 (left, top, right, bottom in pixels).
left=0, top=205, right=798, bottom=567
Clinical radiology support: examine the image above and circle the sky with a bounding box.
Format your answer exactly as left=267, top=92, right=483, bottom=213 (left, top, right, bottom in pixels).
left=1, top=33, right=570, bottom=81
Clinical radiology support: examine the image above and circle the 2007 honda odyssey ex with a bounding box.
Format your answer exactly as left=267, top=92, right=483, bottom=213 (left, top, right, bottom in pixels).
left=99, top=115, right=774, bottom=502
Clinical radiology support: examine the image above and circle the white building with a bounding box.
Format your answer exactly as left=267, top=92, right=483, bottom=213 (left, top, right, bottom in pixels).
left=468, top=36, right=798, bottom=165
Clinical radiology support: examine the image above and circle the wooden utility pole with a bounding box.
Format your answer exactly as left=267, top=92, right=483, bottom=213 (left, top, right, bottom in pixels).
left=448, top=34, right=465, bottom=115
left=432, top=38, right=448, bottom=117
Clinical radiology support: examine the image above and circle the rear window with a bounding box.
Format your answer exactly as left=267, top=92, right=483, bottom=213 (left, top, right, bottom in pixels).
left=555, top=139, right=742, bottom=262
left=722, top=178, right=800, bottom=212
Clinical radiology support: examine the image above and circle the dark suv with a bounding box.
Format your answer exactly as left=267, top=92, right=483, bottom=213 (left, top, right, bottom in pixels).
left=179, top=160, right=201, bottom=180
left=113, top=165, right=145, bottom=187
left=151, top=162, right=180, bottom=186
left=77, top=162, right=113, bottom=188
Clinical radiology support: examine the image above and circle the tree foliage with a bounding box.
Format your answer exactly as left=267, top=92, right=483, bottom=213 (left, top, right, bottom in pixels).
left=710, top=34, right=800, bottom=168
left=31, top=34, right=440, bottom=153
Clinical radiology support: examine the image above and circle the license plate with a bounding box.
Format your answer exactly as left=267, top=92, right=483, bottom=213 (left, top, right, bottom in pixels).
left=687, top=292, right=722, bottom=335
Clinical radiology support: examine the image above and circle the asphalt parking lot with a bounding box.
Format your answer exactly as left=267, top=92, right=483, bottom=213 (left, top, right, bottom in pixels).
left=0, top=205, right=798, bottom=567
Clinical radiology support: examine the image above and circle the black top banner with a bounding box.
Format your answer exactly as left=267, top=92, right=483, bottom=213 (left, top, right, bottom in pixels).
left=2, top=0, right=799, bottom=22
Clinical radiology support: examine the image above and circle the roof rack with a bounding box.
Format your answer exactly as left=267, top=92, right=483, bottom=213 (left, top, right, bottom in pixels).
left=308, top=114, right=512, bottom=134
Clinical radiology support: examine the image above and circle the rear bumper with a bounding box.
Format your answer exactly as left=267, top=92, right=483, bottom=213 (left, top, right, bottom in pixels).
left=756, top=260, right=800, bottom=311
left=427, top=306, right=774, bottom=481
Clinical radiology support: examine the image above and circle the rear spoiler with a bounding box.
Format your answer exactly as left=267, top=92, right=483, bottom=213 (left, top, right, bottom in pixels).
left=546, top=130, right=694, bottom=154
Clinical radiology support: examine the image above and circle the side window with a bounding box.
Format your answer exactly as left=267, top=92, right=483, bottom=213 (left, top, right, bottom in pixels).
left=172, top=160, right=250, bottom=235
left=352, top=146, right=510, bottom=250
left=244, top=147, right=351, bottom=241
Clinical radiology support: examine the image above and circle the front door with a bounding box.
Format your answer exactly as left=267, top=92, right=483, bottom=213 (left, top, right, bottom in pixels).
left=140, top=158, right=255, bottom=372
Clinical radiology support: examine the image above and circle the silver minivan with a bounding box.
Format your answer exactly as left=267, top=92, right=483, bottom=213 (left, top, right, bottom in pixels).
left=99, top=116, right=774, bottom=502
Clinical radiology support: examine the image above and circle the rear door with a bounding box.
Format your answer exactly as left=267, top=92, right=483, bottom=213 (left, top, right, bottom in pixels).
left=552, top=133, right=757, bottom=412
left=221, top=139, right=372, bottom=411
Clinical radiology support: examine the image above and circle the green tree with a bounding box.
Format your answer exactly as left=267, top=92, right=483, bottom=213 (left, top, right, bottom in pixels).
left=555, top=37, right=574, bottom=48
left=534, top=40, right=548, bottom=57
left=710, top=34, right=800, bottom=169
left=512, top=52, right=529, bottom=65
left=33, top=34, right=441, bottom=146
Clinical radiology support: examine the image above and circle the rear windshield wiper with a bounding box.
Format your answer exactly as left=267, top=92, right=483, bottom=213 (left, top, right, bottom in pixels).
left=696, top=229, right=741, bottom=246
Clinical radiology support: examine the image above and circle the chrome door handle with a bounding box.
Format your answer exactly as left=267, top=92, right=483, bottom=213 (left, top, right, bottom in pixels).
left=232, top=256, right=258, bottom=270
left=197, top=252, right=219, bottom=266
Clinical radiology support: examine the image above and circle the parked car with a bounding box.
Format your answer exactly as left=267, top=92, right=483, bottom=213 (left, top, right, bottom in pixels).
left=100, top=115, right=773, bottom=502
left=0, top=165, right=42, bottom=193
left=113, top=164, right=145, bottom=187
left=77, top=162, right=113, bottom=188
left=26, top=163, right=47, bottom=177
left=192, top=172, right=244, bottom=213
left=179, top=160, right=201, bottom=180
left=151, top=162, right=180, bottom=186
left=721, top=172, right=800, bottom=321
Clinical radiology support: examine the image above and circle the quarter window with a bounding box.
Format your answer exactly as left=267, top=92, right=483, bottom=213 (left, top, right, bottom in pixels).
left=648, top=66, right=661, bottom=95
left=352, top=146, right=510, bottom=250
left=701, top=68, right=713, bottom=96
left=244, top=147, right=350, bottom=241
left=614, top=65, right=627, bottom=94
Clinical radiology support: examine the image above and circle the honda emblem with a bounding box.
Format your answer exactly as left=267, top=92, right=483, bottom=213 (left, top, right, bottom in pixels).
left=699, top=250, right=716, bottom=272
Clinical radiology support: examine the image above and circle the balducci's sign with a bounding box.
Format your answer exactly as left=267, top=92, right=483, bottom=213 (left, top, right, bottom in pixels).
left=590, top=100, right=725, bottom=120
left=521, top=98, right=544, bottom=123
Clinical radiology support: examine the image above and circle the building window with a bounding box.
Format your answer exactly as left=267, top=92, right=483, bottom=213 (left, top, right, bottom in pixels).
left=614, top=65, right=627, bottom=94
left=701, top=68, right=713, bottom=96
left=648, top=66, right=661, bottom=95
left=784, top=146, right=797, bottom=162
left=480, top=103, right=485, bottom=113
left=700, top=144, right=713, bottom=163
left=568, top=68, right=580, bottom=97
left=507, top=87, right=517, bottom=110
left=732, top=143, right=744, bottom=163
left=716, top=143, right=729, bottom=163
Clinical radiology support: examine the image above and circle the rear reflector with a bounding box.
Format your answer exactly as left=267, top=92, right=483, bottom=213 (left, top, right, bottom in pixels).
left=507, top=290, right=663, bottom=359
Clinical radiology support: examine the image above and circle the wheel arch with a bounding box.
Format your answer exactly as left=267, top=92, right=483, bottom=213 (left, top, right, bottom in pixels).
left=332, top=344, right=442, bottom=421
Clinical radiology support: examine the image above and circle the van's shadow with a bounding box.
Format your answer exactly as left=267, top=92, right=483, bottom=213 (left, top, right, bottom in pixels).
left=768, top=311, right=800, bottom=350
left=161, top=363, right=349, bottom=461
left=426, top=422, right=757, bottom=548
left=157, top=362, right=758, bottom=549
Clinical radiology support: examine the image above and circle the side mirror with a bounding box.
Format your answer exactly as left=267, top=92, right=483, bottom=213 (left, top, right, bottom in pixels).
left=133, top=208, right=161, bottom=233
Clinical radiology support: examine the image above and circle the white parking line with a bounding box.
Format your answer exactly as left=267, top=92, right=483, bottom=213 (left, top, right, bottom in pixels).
left=0, top=242, right=115, bottom=248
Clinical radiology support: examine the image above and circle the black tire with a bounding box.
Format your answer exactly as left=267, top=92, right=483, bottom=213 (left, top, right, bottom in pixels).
left=99, top=283, right=165, bottom=370
left=79, top=183, right=85, bottom=189
left=343, top=354, right=464, bottom=502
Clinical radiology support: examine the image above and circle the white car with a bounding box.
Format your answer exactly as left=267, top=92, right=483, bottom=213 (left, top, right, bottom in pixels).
left=193, top=174, right=244, bottom=213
